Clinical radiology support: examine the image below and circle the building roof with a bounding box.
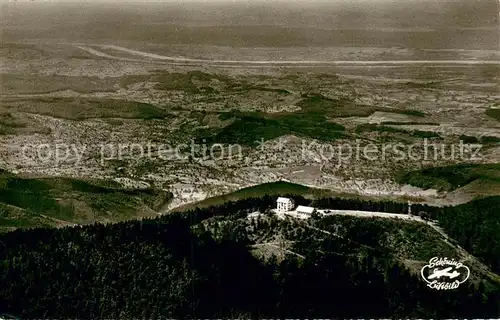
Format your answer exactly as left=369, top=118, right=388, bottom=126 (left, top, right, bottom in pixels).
left=296, top=205, right=315, bottom=214
left=277, top=197, right=293, bottom=203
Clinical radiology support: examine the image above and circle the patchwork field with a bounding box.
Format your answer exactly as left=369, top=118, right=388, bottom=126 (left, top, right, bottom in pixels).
left=0, top=1, right=499, bottom=225
left=0, top=169, right=172, bottom=231
left=2, top=40, right=500, bottom=213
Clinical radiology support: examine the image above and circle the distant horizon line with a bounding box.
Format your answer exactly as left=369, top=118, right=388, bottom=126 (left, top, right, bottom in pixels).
left=1, top=0, right=489, bottom=3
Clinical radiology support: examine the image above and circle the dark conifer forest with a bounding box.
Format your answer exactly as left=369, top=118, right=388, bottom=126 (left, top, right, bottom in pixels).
left=1, top=195, right=499, bottom=318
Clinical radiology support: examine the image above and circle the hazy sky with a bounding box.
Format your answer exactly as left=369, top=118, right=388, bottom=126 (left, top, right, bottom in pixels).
left=1, top=0, right=423, bottom=2
left=2, top=0, right=497, bottom=49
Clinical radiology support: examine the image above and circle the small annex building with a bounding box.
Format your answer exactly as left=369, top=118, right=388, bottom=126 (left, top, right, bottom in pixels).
left=296, top=205, right=315, bottom=215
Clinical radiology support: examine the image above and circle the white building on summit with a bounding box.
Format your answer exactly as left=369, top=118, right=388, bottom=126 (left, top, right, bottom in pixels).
left=276, top=197, right=295, bottom=212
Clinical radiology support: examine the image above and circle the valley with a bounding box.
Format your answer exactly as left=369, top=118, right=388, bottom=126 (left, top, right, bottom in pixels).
left=0, top=1, right=499, bottom=317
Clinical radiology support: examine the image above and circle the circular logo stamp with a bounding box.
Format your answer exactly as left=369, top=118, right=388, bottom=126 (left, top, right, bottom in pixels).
left=421, top=257, right=470, bottom=290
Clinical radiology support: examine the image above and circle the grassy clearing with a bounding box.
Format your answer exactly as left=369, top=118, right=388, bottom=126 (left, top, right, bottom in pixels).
left=173, top=181, right=421, bottom=213
left=121, top=70, right=290, bottom=95
left=393, top=109, right=426, bottom=117
left=4, top=98, right=171, bottom=120
left=481, top=136, right=500, bottom=144
left=486, top=109, right=500, bottom=121
left=355, top=124, right=406, bottom=134
left=0, top=74, right=118, bottom=94
left=459, top=135, right=500, bottom=146
left=194, top=93, right=430, bottom=146
left=0, top=172, right=173, bottom=226
left=152, top=73, right=202, bottom=93
left=230, top=83, right=290, bottom=95
left=460, top=135, right=480, bottom=143
left=297, top=94, right=375, bottom=117
left=200, top=111, right=345, bottom=146
left=355, top=124, right=440, bottom=139
left=411, top=130, right=440, bottom=139
left=0, top=112, right=25, bottom=135
left=175, top=181, right=322, bottom=212
left=380, top=121, right=439, bottom=125
left=0, top=203, right=53, bottom=231
left=0, top=111, right=52, bottom=135
left=396, top=163, right=500, bottom=192
left=297, top=93, right=427, bottom=119
left=120, top=71, right=231, bottom=93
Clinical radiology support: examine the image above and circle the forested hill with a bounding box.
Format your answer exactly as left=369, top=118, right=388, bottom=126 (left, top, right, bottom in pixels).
left=437, top=196, right=500, bottom=274
left=0, top=170, right=173, bottom=230
left=1, top=195, right=499, bottom=318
